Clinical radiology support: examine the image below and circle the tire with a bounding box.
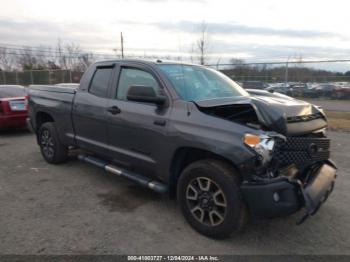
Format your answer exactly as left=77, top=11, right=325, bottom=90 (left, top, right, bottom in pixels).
left=177, top=159, right=248, bottom=239
left=37, top=122, right=68, bottom=164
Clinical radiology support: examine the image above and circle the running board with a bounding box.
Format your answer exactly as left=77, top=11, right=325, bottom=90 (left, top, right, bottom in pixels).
left=78, top=155, right=167, bottom=194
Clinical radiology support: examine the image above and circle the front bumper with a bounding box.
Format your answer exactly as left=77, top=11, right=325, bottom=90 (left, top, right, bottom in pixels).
left=241, top=160, right=337, bottom=220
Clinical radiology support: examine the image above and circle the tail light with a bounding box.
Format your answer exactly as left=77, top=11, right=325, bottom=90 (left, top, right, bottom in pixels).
left=0, top=101, right=3, bottom=114
left=24, top=95, right=29, bottom=110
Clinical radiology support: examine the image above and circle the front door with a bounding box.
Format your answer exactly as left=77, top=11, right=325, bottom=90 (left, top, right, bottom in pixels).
left=106, top=65, right=171, bottom=179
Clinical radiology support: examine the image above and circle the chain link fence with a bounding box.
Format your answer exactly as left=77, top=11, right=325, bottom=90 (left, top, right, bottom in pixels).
left=1, top=62, right=350, bottom=99
left=0, top=70, right=84, bottom=86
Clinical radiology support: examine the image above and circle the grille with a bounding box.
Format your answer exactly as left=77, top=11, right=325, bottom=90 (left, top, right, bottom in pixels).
left=273, top=137, right=330, bottom=168
left=287, top=113, right=323, bottom=123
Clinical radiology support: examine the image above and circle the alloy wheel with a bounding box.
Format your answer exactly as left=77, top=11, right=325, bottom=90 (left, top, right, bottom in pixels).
left=186, top=177, right=227, bottom=226
left=40, top=129, right=54, bottom=159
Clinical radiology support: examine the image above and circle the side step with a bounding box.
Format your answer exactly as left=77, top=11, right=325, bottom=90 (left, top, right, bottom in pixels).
left=78, top=155, right=168, bottom=194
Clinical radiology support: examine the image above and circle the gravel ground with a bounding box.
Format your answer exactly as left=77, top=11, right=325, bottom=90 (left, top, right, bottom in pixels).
left=0, top=130, right=349, bottom=255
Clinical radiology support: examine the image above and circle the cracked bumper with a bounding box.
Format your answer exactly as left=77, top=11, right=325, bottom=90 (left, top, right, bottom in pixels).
left=240, top=161, right=337, bottom=219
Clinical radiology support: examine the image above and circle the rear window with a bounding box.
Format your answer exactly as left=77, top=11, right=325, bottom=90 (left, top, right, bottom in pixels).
left=89, top=68, right=113, bottom=98
left=0, top=86, right=26, bottom=98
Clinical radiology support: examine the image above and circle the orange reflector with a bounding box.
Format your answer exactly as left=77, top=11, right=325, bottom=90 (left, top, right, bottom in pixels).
left=244, top=134, right=260, bottom=146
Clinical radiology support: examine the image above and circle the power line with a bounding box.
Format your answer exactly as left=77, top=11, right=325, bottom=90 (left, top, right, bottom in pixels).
left=0, top=46, right=116, bottom=58
left=2, top=43, right=350, bottom=66
left=0, top=42, right=116, bottom=57
left=206, top=59, right=350, bottom=66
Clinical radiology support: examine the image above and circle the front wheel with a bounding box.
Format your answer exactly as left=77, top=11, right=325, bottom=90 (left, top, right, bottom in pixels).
left=177, top=159, right=248, bottom=238
left=38, top=122, right=68, bottom=164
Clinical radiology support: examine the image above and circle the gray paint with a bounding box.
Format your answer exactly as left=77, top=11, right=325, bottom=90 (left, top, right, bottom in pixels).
left=28, top=59, right=327, bottom=184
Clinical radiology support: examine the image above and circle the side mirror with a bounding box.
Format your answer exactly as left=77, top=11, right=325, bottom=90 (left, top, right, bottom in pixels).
left=127, top=85, right=166, bottom=106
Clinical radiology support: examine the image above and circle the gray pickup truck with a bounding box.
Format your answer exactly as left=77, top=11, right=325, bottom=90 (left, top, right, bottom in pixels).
left=28, top=59, right=336, bottom=238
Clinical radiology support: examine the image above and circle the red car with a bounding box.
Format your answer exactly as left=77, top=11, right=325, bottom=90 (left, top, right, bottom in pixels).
left=0, top=85, right=28, bottom=129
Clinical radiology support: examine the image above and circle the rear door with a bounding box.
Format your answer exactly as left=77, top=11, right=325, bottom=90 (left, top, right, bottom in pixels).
left=105, top=63, right=171, bottom=180
left=72, top=65, right=115, bottom=157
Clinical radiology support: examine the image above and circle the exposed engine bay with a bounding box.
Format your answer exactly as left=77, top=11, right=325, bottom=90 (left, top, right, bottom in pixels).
left=195, top=95, right=331, bottom=183
left=195, top=95, right=328, bottom=136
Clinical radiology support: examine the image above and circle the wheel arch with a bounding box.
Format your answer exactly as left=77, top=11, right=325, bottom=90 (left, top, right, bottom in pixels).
left=35, top=111, right=55, bottom=129
left=168, top=147, right=241, bottom=198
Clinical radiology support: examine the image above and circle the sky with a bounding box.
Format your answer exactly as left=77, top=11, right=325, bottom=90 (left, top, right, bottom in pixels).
left=0, top=0, right=350, bottom=70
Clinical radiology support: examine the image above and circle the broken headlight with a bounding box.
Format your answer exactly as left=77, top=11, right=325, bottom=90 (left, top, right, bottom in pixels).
left=244, top=134, right=275, bottom=166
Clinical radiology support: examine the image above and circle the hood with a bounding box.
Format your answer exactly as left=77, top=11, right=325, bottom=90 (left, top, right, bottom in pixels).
left=195, top=95, right=327, bottom=135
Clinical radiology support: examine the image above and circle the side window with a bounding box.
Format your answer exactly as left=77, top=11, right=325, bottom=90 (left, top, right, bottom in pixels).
left=117, top=68, right=160, bottom=100
left=89, top=68, right=112, bottom=98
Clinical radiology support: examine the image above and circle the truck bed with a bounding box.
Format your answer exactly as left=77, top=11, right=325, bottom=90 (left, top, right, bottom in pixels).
left=28, top=85, right=76, bottom=147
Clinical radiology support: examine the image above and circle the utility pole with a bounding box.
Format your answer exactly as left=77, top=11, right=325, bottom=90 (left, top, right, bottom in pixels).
left=120, top=32, right=124, bottom=59
left=284, top=56, right=290, bottom=87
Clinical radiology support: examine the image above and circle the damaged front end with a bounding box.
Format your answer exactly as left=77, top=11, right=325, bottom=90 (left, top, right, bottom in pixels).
left=195, top=96, right=337, bottom=222
left=240, top=131, right=337, bottom=222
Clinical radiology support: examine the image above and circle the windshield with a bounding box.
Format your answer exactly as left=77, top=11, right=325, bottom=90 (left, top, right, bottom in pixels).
left=158, top=64, right=248, bottom=101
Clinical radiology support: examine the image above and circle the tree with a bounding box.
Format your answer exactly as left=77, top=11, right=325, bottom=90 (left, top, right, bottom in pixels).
left=194, top=21, right=210, bottom=65
left=55, top=40, right=95, bottom=71
left=229, top=58, right=245, bottom=68
left=0, top=47, right=15, bottom=70
left=16, top=46, right=52, bottom=70
left=56, top=39, right=68, bottom=70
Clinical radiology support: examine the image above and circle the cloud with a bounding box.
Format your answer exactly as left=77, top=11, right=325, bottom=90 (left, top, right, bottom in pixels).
left=150, top=20, right=344, bottom=39
left=119, top=0, right=205, bottom=2
left=0, top=17, right=111, bottom=48
left=1, top=16, right=350, bottom=72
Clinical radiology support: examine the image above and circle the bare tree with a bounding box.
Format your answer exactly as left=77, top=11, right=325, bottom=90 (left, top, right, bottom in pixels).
left=76, top=52, right=95, bottom=71
left=195, top=21, right=210, bottom=65
left=64, top=42, right=82, bottom=70
left=55, top=40, right=94, bottom=71
left=56, top=39, right=68, bottom=70
left=16, top=46, right=55, bottom=70
left=229, top=58, right=245, bottom=67
left=0, top=47, right=15, bottom=70
left=17, top=47, right=37, bottom=70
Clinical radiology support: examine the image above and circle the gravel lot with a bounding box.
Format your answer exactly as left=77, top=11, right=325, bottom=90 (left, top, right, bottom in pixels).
left=0, top=130, right=349, bottom=255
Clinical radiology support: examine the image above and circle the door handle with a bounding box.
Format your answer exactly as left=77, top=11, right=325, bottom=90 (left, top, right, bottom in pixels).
left=107, top=106, right=121, bottom=115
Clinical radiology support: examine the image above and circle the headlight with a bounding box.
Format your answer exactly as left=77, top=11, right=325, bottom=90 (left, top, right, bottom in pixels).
left=244, top=134, right=275, bottom=165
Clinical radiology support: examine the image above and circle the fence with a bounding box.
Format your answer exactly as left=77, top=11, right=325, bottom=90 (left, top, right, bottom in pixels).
left=1, top=61, right=350, bottom=99
left=207, top=61, right=350, bottom=83
left=0, top=70, right=84, bottom=86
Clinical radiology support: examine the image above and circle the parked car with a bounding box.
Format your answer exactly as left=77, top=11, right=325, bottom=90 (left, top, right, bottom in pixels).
left=28, top=60, right=336, bottom=238
left=240, top=81, right=268, bottom=90
left=0, top=85, right=28, bottom=129
left=314, top=84, right=337, bottom=98
left=332, top=86, right=350, bottom=99
left=266, top=83, right=291, bottom=95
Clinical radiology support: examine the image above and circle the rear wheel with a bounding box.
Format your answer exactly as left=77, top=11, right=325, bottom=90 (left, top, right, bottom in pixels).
left=177, top=159, right=248, bottom=238
left=38, top=122, right=68, bottom=164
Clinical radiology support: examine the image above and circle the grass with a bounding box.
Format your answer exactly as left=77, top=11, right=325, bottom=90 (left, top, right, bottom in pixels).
left=325, top=110, right=350, bottom=131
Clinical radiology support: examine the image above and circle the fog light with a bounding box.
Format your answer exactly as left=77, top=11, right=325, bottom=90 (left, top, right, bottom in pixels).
left=273, top=192, right=280, bottom=202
